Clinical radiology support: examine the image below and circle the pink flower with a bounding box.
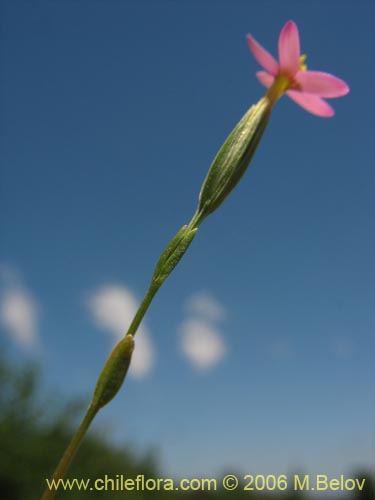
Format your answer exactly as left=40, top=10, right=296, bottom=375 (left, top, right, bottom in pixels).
left=246, top=21, right=349, bottom=117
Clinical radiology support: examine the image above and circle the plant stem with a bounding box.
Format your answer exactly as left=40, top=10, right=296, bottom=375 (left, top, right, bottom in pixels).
left=41, top=285, right=160, bottom=499
left=42, top=403, right=99, bottom=500
left=127, top=282, right=160, bottom=337
left=41, top=223, right=189, bottom=498
left=42, top=212, right=203, bottom=499
left=42, top=92, right=270, bottom=497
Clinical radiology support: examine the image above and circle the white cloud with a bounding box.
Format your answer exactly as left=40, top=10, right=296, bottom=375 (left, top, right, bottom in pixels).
left=87, top=284, right=154, bottom=378
left=0, top=266, right=40, bottom=348
left=185, top=291, right=226, bottom=322
left=179, top=318, right=227, bottom=370
left=180, top=291, right=228, bottom=371
left=129, top=330, right=154, bottom=378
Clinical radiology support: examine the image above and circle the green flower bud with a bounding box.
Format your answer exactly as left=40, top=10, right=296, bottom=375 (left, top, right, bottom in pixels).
left=92, top=335, right=134, bottom=409
left=197, top=97, right=271, bottom=219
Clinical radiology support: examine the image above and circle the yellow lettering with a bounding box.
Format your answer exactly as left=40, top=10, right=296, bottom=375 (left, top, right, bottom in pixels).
left=124, top=479, right=134, bottom=490
left=329, top=479, right=340, bottom=490
left=294, top=475, right=309, bottom=490
left=356, top=478, right=366, bottom=491
left=316, top=475, right=328, bottom=490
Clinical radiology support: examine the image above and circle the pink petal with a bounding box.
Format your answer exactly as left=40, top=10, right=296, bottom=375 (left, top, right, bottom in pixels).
left=286, top=90, right=335, bottom=117
left=278, top=20, right=300, bottom=76
left=256, top=71, right=275, bottom=88
left=296, top=71, right=350, bottom=98
left=246, top=34, right=279, bottom=75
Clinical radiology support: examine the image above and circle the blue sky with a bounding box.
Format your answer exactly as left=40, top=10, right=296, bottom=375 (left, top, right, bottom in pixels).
left=1, top=0, right=374, bottom=484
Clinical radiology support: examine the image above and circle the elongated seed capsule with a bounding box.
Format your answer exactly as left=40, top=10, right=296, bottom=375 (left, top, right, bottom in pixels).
left=92, top=335, right=134, bottom=409
left=198, top=97, right=271, bottom=219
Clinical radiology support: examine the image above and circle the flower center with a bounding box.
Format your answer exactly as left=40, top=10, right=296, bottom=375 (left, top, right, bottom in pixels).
left=299, top=54, right=307, bottom=71
left=266, top=55, right=308, bottom=107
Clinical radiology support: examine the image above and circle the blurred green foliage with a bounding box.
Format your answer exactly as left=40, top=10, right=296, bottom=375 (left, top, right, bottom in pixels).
left=0, top=355, right=373, bottom=500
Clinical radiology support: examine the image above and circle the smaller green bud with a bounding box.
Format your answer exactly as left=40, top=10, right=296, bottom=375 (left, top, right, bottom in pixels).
left=197, top=97, right=271, bottom=219
left=92, top=335, right=134, bottom=409
left=152, top=225, right=198, bottom=286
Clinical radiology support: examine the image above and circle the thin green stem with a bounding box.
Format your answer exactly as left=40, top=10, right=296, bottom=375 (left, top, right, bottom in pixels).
left=189, top=210, right=203, bottom=229
left=42, top=403, right=99, bottom=500
left=42, top=90, right=270, bottom=498
left=42, top=211, right=205, bottom=499
left=127, top=209, right=203, bottom=338
left=127, top=282, right=160, bottom=337
left=42, top=246, right=177, bottom=498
